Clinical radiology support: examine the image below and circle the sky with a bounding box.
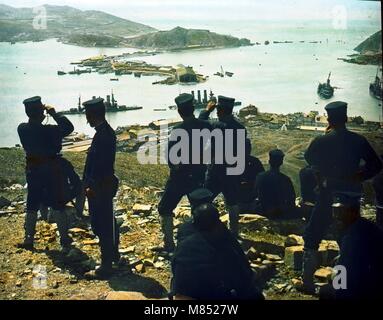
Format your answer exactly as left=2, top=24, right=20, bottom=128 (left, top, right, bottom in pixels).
left=0, top=0, right=381, bottom=23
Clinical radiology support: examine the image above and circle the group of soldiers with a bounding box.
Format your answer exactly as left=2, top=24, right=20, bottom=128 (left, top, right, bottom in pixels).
left=16, top=93, right=383, bottom=299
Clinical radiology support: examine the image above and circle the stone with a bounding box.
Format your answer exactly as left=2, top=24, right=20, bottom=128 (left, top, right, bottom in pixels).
left=142, top=259, right=154, bottom=267
left=291, top=278, right=303, bottom=288
left=105, top=291, right=147, bottom=300
left=69, top=228, right=89, bottom=236
left=246, top=247, right=259, bottom=260
left=265, top=254, right=282, bottom=261
left=135, top=264, right=145, bottom=273
left=284, top=245, right=304, bottom=270
left=52, top=281, right=59, bottom=289
left=82, top=239, right=99, bottom=246
left=16, top=280, right=22, bottom=287
left=284, top=234, right=304, bottom=247
left=154, top=261, right=165, bottom=269
left=314, top=267, right=334, bottom=282
left=0, top=196, right=11, bottom=209
left=220, top=214, right=229, bottom=223
left=132, top=204, right=152, bottom=215
left=119, top=246, right=135, bottom=254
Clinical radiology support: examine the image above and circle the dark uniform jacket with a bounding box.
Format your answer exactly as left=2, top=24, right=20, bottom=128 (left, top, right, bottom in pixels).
left=305, top=128, right=382, bottom=192
left=239, top=155, right=265, bottom=203
left=336, top=218, right=383, bottom=300
left=18, top=113, right=73, bottom=160
left=172, top=221, right=264, bottom=300
left=83, top=121, right=117, bottom=194
left=254, top=169, right=296, bottom=217
left=166, top=116, right=213, bottom=178
left=198, top=110, right=247, bottom=168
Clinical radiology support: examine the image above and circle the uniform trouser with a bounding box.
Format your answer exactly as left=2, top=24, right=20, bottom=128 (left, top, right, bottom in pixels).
left=205, top=167, right=241, bottom=235
left=303, top=188, right=333, bottom=251
left=372, top=174, right=383, bottom=227
left=88, top=195, right=119, bottom=267
left=158, top=172, right=205, bottom=249
left=299, top=167, right=318, bottom=204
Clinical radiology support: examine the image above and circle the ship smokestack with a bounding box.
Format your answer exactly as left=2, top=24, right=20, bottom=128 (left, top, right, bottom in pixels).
left=197, top=90, right=201, bottom=104
left=191, top=91, right=195, bottom=101
left=203, top=90, right=207, bottom=103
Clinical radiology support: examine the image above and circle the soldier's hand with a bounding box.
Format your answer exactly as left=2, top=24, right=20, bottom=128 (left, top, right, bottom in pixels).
left=85, top=187, right=96, bottom=198
left=44, top=104, right=56, bottom=116
left=206, top=100, right=216, bottom=112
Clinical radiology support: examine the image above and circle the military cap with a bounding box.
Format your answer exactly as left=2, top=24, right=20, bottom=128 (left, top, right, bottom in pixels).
left=325, top=101, right=348, bottom=119
left=189, top=188, right=213, bottom=209
left=82, top=97, right=105, bottom=112
left=217, top=95, right=235, bottom=110
left=23, top=96, right=44, bottom=115
left=269, top=149, right=285, bottom=159
left=332, top=191, right=361, bottom=208
left=175, top=93, right=194, bottom=111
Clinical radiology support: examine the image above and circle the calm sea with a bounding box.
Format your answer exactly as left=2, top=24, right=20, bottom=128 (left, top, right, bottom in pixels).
left=0, top=19, right=381, bottom=147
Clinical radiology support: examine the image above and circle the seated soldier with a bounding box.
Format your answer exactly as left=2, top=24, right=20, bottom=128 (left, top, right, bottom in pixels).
left=253, top=149, right=300, bottom=219
left=171, top=203, right=264, bottom=300
left=238, top=139, right=265, bottom=212
left=330, top=192, right=383, bottom=300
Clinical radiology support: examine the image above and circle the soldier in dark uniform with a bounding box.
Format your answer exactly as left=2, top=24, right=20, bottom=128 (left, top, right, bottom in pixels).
left=157, top=94, right=213, bottom=253
left=17, top=96, right=74, bottom=251
left=171, top=203, right=264, bottom=300
left=253, top=149, right=298, bottom=219
left=198, top=96, right=247, bottom=237
left=299, top=166, right=318, bottom=205
left=301, top=101, right=382, bottom=293
left=372, top=155, right=383, bottom=228
left=82, top=98, right=120, bottom=278
left=331, top=192, right=383, bottom=300
left=238, top=139, right=265, bottom=212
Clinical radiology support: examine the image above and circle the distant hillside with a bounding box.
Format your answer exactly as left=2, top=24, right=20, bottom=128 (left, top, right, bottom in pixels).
left=0, top=4, right=156, bottom=46
left=354, top=30, right=382, bottom=53
left=124, top=26, right=252, bottom=50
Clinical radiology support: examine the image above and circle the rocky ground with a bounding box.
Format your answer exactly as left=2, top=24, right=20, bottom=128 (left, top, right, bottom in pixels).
left=0, top=124, right=381, bottom=300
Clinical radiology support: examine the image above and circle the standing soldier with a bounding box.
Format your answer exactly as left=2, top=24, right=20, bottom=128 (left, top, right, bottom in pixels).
left=17, top=96, right=74, bottom=251
left=198, top=96, right=247, bottom=238
left=301, top=101, right=382, bottom=293
left=82, top=98, right=120, bottom=278
left=156, top=93, right=213, bottom=253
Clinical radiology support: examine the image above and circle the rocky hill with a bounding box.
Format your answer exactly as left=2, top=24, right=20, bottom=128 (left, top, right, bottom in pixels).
left=0, top=4, right=156, bottom=45
left=354, top=30, right=382, bottom=53
left=123, top=26, right=252, bottom=50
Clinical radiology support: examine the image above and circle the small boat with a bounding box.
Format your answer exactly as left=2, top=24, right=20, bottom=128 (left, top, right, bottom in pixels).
left=154, top=108, right=167, bottom=112
left=369, top=67, right=382, bottom=100
left=57, top=71, right=66, bottom=76
left=225, top=71, right=234, bottom=77
left=134, top=72, right=142, bottom=78
left=110, top=78, right=119, bottom=81
left=317, top=72, right=334, bottom=99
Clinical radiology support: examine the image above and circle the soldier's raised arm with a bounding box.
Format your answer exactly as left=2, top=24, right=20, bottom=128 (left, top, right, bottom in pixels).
left=45, top=104, right=74, bottom=137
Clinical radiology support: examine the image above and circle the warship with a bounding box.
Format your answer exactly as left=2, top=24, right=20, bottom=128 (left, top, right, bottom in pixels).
left=61, top=91, right=143, bottom=115
left=317, top=72, right=334, bottom=99
left=168, top=89, right=242, bottom=110
left=369, top=67, right=382, bottom=100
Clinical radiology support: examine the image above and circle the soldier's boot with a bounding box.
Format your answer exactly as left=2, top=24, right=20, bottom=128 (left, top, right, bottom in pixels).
left=301, top=248, right=318, bottom=295
left=228, top=205, right=240, bottom=238
left=161, top=215, right=175, bottom=253
left=52, top=209, right=72, bottom=254
left=376, top=206, right=383, bottom=229
left=18, top=210, right=38, bottom=251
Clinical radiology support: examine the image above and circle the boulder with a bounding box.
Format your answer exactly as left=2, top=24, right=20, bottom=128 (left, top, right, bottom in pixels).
left=132, top=204, right=152, bottom=215
left=314, top=267, right=334, bottom=282
left=284, top=234, right=304, bottom=247
left=284, top=245, right=304, bottom=270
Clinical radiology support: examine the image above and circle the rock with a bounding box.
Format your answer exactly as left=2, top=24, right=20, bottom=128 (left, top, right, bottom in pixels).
left=284, top=245, right=304, bottom=270
left=284, top=234, right=304, bottom=247
left=239, top=214, right=269, bottom=230
left=314, top=267, right=334, bottom=282
left=129, top=258, right=142, bottom=267
left=16, top=280, right=22, bottom=287
left=291, top=278, right=303, bottom=288
left=142, top=259, right=154, bottom=267
left=239, top=105, right=259, bottom=118
left=154, top=261, right=165, bottom=269
left=52, top=281, right=59, bottom=289
left=246, top=247, right=259, bottom=260
left=69, top=228, right=89, bottom=236
left=119, top=246, right=135, bottom=254
left=135, top=264, right=145, bottom=273
left=69, top=277, right=78, bottom=284
left=265, top=254, right=282, bottom=261
left=0, top=196, right=11, bottom=208
left=105, top=291, right=147, bottom=300
left=82, top=239, right=99, bottom=246
left=132, top=204, right=152, bottom=215
left=220, top=214, right=229, bottom=223
left=137, top=218, right=150, bottom=225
